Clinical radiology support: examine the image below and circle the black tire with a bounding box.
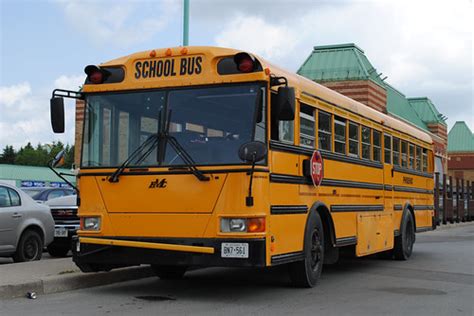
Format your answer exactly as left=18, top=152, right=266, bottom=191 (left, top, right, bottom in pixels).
left=288, top=212, right=324, bottom=288
left=394, top=211, right=415, bottom=260
left=47, top=244, right=70, bottom=257
left=151, top=265, right=187, bottom=280
left=13, top=230, right=43, bottom=262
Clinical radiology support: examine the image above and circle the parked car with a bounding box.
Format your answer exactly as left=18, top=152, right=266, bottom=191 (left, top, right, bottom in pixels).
left=44, top=195, right=79, bottom=257
left=22, top=187, right=76, bottom=203
left=0, top=182, right=54, bottom=262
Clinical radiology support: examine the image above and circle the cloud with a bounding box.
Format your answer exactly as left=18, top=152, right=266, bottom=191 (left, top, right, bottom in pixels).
left=0, top=75, right=82, bottom=150
left=211, top=0, right=473, bottom=130
left=56, top=0, right=179, bottom=47
left=0, top=82, right=31, bottom=107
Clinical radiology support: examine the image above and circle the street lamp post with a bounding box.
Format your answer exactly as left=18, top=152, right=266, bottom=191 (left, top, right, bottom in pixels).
left=183, top=0, right=189, bottom=46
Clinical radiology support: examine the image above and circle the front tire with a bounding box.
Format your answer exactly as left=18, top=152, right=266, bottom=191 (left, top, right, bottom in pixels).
left=394, top=211, right=415, bottom=260
left=288, top=212, right=324, bottom=288
left=47, top=243, right=70, bottom=257
left=151, top=265, right=187, bottom=280
left=13, top=230, right=43, bottom=262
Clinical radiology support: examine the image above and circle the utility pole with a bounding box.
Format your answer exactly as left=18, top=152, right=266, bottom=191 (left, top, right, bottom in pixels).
left=183, top=0, right=189, bottom=46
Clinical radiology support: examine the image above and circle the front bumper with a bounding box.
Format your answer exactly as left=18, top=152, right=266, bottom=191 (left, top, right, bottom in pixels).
left=72, top=236, right=266, bottom=269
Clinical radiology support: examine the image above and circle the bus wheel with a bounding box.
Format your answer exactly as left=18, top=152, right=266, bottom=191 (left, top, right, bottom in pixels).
left=288, top=212, right=324, bottom=288
left=151, top=265, right=187, bottom=280
left=394, top=211, right=415, bottom=260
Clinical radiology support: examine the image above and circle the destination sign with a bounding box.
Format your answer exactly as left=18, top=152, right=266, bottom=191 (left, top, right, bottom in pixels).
left=134, top=56, right=203, bottom=80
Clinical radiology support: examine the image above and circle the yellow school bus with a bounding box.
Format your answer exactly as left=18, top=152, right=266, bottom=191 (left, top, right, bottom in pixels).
left=50, top=46, right=434, bottom=287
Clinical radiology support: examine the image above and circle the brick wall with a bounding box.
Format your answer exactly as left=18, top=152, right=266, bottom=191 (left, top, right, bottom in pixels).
left=75, top=100, right=85, bottom=167
left=448, top=152, right=474, bottom=182
left=321, top=80, right=387, bottom=113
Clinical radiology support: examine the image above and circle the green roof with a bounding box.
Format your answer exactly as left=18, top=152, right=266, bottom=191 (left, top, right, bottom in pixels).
left=384, top=84, right=428, bottom=131
left=447, top=121, right=474, bottom=152
left=297, top=43, right=385, bottom=86
left=407, top=97, right=447, bottom=125
left=0, top=164, right=76, bottom=184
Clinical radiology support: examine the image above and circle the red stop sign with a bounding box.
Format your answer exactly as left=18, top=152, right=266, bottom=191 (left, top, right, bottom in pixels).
left=310, top=150, right=324, bottom=187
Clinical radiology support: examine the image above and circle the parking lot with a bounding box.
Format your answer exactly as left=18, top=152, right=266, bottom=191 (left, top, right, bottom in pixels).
left=1, top=224, right=472, bottom=316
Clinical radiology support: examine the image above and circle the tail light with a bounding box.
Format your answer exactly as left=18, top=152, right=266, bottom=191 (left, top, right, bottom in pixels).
left=234, top=52, right=256, bottom=73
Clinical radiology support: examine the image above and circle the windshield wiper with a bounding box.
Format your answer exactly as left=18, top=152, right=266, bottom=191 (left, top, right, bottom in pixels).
left=165, top=134, right=210, bottom=181
left=162, top=110, right=209, bottom=182
left=108, top=133, right=159, bottom=183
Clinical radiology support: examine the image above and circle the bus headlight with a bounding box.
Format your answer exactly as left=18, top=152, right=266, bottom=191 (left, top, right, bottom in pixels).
left=81, top=217, right=101, bottom=231
left=220, top=217, right=265, bottom=233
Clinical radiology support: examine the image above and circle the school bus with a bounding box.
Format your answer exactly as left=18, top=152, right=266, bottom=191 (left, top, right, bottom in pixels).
left=50, top=46, right=434, bottom=287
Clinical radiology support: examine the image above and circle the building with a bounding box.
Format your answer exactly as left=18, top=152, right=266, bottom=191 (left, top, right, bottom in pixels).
left=297, top=43, right=448, bottom=173
left=0, top=164, right=76, bottom=188
left=447, top=121, right=474, bottom=182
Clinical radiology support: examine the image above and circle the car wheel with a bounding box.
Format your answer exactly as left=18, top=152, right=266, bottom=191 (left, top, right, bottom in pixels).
left=394, top=211, right=415, bottom=260
left=288, top=211, right=324, bottom=288
left=151, top=265, right=187, bottom=280
left=47, top=244, right=70, bottom=257
left=13, top=230, right=43, bottom=262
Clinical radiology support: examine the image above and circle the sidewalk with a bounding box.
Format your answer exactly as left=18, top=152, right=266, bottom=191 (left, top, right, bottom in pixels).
left=0, top=257, right=153, bottom=299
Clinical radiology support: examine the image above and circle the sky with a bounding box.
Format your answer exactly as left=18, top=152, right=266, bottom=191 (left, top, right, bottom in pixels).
left=0, top=0, right=473, bottom=150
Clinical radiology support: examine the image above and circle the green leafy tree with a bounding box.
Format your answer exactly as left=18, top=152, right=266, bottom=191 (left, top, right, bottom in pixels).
left=0, top=145, right=16, bottom=164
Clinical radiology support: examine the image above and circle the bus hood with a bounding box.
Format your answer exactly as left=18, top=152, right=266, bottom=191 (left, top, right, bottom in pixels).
left=93, top=173, right=227, bottom=214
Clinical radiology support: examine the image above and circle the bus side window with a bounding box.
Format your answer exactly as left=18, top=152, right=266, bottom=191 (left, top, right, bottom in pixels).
left=334, top=116, right=346, bottom=154
left=409, top=143, right=415, bottom=169
left=271, top=92, right=294, bottom=143
left=422, top=148, right=428, bottom=172
left=416, top=146, right=422, bottom=171
left=393, top=137, right=400, bottom=166
left=318, top=111, right=332, bottom=151
left=361, top=126, right=371, bottom=159
left=349, top=122, right=359, bottom=157
left=384, top=134, right=392, bottom=164
left=373, top=130, right=381, bottom=162
left=401, top=141, right=408, bottom=167
left=299, top=103, right=315, bottom=148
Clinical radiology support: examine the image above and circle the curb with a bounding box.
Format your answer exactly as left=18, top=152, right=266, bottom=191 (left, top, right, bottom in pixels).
left=435, top=221, right=474, bottom=231
left=0, top=266, right=154, bottom=299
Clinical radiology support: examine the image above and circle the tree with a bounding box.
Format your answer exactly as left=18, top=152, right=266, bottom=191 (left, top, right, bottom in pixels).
left=0, top=145, right=16, bottom=164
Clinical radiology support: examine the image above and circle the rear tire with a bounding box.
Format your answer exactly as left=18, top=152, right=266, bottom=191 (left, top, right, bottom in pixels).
left=394, top=211, right=415, bottom=260
left=288, top=212, right=324, bottom=288
left=13, top=230, right=43, bottom=262
left=151, top=265, right=187, bottom=280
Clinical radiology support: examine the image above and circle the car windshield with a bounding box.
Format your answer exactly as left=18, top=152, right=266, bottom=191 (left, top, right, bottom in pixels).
left=23, top=188, right=45, bottom=198
left=81, top=83, right=265, bottom=168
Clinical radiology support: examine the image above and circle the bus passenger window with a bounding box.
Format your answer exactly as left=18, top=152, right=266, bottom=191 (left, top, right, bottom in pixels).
left=416, top=146, right=422, bottom=171
left=334, top=116, right=346, bottom=154
left=409, top=144, right=415, bottom=169
left=271, top=92, right=294, bottom=143
left=318, top=111, right=331, bottom=151
left=299, top=104, right=315, bottom=148
left=349, top=122, right=359, bottom=157
left=384, top=134, right=392, bottom=164
left=373, top=130, right=381, bottom=162
left=361, top=126, right=371, bottom=159
left=401, top=141, right=408, bottom=167
left=422, top=148, right=428, bottom=172
left=393, top=137, right=400, bottom=166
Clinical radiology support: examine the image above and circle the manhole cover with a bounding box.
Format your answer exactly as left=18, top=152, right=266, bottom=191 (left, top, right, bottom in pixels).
left=378, top=287, right=446, bottom=295
left=135, top=295, right=177, bottom=301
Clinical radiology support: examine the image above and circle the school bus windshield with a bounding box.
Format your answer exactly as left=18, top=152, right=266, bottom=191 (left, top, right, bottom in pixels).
left=81, top=83, right=265, bottom=168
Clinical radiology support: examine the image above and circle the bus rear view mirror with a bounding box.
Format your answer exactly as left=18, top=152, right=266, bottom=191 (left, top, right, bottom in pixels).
left=238, top=141, right=267, bottom=163
left=51, top=97, right=65, bottom=133
left=273, top=86, right=295, bottom=121
left=50, top=149, right=65, bottom=168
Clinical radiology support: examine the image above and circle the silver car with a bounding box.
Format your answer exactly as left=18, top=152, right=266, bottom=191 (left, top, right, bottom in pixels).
left=0, top=182, right=54, bottom=262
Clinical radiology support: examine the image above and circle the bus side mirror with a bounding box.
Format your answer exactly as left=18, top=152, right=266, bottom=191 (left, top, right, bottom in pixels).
left=238, top=141, right=267, bottom=163
left=50, top=149, right=66, bottom=168
left=50, top=97, right=65, bottom=133
left=273, top=86, right=295, bottom=121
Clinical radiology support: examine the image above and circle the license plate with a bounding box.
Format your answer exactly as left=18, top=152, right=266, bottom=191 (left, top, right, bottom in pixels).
left=54, top=227, right=68, bottom=237
left=221, top=243, right=249, bottom=258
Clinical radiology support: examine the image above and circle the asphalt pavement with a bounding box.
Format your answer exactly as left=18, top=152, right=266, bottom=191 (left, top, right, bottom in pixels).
left=1, top=223, right=473, bottom=315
